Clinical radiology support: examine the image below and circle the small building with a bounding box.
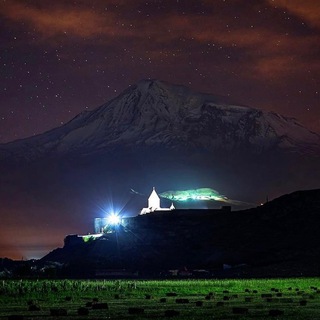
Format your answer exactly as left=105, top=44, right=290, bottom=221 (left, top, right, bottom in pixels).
left=140, top=187, right=175, bottom=215
left=94, top=218, right=109, bottom=234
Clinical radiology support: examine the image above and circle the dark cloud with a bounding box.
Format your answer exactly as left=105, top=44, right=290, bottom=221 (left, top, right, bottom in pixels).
left=270, top=0, right=320, bottom=28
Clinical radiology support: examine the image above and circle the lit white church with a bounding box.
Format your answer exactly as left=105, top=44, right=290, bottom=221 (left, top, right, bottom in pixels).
left=140, top=187, right=175, bottom=215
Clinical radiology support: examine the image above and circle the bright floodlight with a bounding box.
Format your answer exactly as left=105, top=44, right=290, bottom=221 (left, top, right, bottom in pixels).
left=107, top=213, right=121, bottom=225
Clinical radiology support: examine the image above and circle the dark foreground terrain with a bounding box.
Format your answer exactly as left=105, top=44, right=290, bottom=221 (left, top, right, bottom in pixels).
left=37, top=189, right=320, bottom=278
left=1, top=278, right=320, bottom=320
left=1, top=189, right=319, bottom=279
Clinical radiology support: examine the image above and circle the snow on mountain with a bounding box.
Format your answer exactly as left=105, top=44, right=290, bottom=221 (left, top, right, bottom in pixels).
left=1, top=79, right=319, bottom=161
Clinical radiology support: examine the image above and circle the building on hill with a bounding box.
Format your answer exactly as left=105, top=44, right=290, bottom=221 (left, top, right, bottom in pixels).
left=140, top=187, right=175, bottom=215
left=93, top=188, right=175, bottom=233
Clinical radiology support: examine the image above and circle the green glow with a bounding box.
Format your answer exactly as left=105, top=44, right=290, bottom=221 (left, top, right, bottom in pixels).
left=82, top=235, right=95, bottom=243
left=159, top=188, right=228, bottom=202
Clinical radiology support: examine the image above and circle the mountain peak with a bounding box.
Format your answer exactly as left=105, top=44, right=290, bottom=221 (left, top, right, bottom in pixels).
left=135, top=78, right=182, bottom=90
left=135, top=78, right=165, bottom=89
left=132, top=79, right=238, bottom=106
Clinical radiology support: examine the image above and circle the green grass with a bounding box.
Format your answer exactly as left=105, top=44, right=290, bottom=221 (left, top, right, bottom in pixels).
left=0, top=278, right=319, bottom=319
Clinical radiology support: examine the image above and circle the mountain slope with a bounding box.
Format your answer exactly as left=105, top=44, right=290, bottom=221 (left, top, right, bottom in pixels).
left=1, top=80, right=319, bottom=162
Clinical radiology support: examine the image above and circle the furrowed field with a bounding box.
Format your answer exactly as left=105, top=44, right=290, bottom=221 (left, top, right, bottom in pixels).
left=1, top=278, right=320, bottom=319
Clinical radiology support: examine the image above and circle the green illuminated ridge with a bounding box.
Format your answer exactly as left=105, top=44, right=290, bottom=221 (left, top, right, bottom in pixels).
left=159, top=188, right=227, bottom=202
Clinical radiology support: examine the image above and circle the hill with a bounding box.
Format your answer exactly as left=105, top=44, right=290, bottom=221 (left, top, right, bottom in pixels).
left=41, top=189, right=320, bottom=277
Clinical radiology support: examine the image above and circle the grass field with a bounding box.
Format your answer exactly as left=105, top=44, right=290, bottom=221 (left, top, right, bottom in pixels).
left=0, top=278, right=320, bottom=319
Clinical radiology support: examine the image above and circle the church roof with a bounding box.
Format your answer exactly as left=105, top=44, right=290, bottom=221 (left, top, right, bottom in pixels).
left=148, top=187, right=160, bottom=201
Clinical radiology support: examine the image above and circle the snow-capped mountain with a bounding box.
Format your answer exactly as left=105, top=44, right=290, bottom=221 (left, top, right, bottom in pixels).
left=1, top=79, right=319, bottom=161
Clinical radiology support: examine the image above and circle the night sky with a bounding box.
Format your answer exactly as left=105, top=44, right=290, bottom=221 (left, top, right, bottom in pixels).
left=1, top=0, right=320, bottom=145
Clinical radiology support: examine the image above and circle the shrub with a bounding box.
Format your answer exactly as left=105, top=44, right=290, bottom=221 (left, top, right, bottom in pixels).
left=50, top=308, right=67, bottom=316
left=195, top=301, right=203, bottom=307
left=232, top=307, right=248, bottom=314
left=269, top=309, right=284, bottom=316
left=77, top=307, right=89, bottom=316
left=28, top=304, right=40, bottom=311
left=166, top=292, right=178, bottom=297
left=128, top=307, right=144, bottom=314
left=175, top=298, right=189, bottom=304
left=92, top=303, right=109, bottom=310
left=164, top=310, right=180, bottom=317
left=299, top=300, right=307, bottom=306
left=8, top=316, right=24, bottom=320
